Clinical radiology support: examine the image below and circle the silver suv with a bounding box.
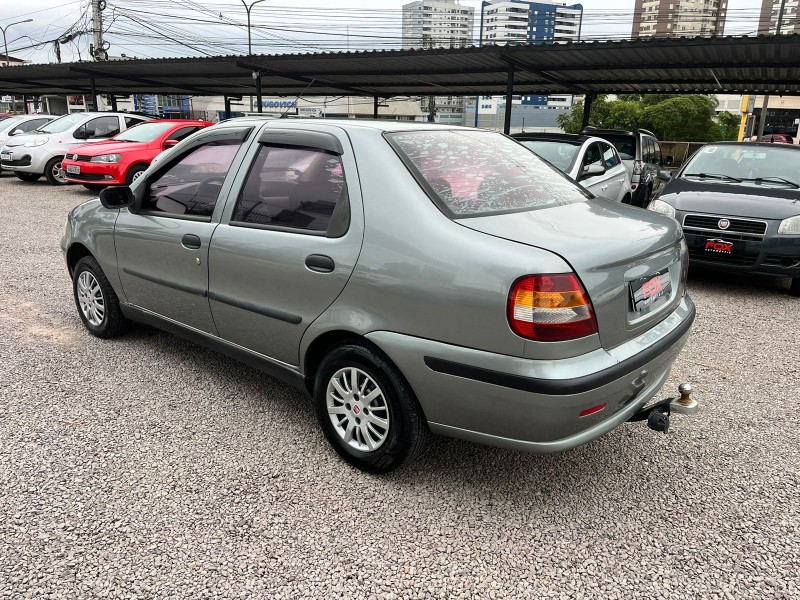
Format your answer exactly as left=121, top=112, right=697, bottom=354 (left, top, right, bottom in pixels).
left=1, top=112, right=151, bottom=184
left=583, top=128, right=674, bottom=207
left=62, top=119, right=696, bottom=472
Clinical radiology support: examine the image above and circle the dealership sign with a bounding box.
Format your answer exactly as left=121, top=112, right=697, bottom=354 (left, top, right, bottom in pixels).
left=253, top=99, right=298, bottom=110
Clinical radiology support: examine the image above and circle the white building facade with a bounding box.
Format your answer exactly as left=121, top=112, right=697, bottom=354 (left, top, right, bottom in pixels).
left=402, top=0, right=475, bottom=125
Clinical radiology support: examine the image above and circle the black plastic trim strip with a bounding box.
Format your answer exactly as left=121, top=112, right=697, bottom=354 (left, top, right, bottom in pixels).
left=122, top=267, right=207, bottom=297
left=424, top=303, right=696, bottom=396
left=208, top=291, right=302, bottom=325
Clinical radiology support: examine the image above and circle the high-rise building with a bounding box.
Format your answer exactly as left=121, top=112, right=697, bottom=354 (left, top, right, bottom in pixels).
left=402, top=0, right=475, bottom=50
left=481, top=0, right=582, bottom=45
left=402, top=1, right=475, bottom=125
left=758, top=0, right=798, bottom=34
left=631, top=0, right=727, bottom=38
left=479, top=0, right=583, bottom=108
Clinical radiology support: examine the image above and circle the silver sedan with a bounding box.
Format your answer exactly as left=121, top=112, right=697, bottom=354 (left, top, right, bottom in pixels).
left=62, top=119, right=695, bottom=472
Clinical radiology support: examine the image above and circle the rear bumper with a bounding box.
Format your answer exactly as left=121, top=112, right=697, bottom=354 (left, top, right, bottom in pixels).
left=367, top=295, right=696, bottom=452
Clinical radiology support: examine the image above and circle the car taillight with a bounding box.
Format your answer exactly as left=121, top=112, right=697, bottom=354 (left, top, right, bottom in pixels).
left=633, top=160, right=643, bottom=175
left=507, top=274, right=598, bottom=342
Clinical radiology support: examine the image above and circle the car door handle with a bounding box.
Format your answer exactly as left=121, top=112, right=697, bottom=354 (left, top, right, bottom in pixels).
left=181, top=234, right=202, bottom=249
left=305, top=254, right=335, bottom=273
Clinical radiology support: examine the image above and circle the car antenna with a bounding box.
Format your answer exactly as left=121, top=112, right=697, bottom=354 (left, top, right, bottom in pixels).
left=279, top=79, right=316, bottom=119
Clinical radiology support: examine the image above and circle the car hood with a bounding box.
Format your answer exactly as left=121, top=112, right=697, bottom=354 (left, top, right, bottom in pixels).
left=66, top=140, right=147, bottom=156
left=459, top=197, right=684, bottom=349
left=4, top=133, right=37, bottom=148
left=660, top=177, right=800, bottom=220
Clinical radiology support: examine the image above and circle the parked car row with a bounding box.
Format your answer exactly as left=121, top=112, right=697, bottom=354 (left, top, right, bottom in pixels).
left=0, top=111, right=211, bottom=186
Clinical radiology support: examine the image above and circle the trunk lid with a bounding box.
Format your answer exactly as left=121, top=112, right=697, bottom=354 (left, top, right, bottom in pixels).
left=459, top=198, right=686, bottom=349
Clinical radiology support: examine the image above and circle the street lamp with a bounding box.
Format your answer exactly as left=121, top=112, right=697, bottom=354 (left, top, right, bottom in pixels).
left=1, top=18, right=33, bottom=67
left=1, top=18, right=33, bottom=114
left=241, top=0, right=269, bottom=55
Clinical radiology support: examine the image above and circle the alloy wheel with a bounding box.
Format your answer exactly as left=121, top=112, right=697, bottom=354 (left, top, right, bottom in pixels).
left=77, top=271, right=105, bottom=326
left=326, top=367, right=390, bottom=452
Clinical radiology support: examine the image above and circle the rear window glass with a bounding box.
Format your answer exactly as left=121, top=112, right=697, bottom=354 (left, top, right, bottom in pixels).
left=599, top=134, right=636, bottom=160
left=387, top=130, right=590, bottom=217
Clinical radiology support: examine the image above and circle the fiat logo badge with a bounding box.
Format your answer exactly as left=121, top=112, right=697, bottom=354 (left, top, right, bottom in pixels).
left=718, top=218, right=730, bottom=230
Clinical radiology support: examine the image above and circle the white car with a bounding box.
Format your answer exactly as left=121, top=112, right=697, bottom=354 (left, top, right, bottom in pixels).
left=0, top=114, right=56, bottom=147
left=513, top=133, right=633, bottom=203
left=0, top=112, right=152, bottom=184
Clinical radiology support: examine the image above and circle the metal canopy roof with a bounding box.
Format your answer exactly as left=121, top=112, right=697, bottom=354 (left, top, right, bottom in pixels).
left=2, top=34, right=800, bottom=98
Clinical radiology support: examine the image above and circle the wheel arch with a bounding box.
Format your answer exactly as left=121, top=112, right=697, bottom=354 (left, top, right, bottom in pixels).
left=66, top=242, right=93, bottom=277
left=302, top=330, right=377, bottom=394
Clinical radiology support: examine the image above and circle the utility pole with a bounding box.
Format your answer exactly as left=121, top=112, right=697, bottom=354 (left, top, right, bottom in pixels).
left=756, top=0, right=787, bottom=140
left=91, top=0, right=108, bottom=60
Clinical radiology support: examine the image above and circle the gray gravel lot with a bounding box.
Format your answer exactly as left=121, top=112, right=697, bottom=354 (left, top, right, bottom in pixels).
left=0, top=174, right=798, bottom=599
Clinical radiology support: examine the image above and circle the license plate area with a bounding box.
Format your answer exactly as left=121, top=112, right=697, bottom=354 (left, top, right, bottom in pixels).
left=66, top=165, right=80, bottom=174
left=630, top=269, right=672, bottom=315
left=0, top=151, right=11, bottom=160
left=701, top=237, right=743, bottom=256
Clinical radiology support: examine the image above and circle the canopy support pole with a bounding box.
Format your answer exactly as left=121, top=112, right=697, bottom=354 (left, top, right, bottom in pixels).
left=581, top=95, right=594, bottom=130
left=504, top=62, right=515, bottom=134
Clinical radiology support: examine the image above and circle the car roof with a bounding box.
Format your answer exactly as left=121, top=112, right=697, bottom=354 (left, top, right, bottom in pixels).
left=704, top=141, right=800, bottom=151
left=221, top=116, right=491, bottom=133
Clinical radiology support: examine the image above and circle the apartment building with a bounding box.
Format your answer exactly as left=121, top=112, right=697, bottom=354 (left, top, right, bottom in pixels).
left=758, top=0, right=799, bottom=34
left=631, top=0, right=727, bottom=38
left=402, top=0, right=475, bottom=49
left=480, top=0, right=582, bottom=108
left=402, top=0, right=475, bottom=125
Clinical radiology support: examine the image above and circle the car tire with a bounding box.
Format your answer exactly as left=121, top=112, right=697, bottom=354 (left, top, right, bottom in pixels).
left=313, top=343, right=429, bottom=473
left=45, top=157, right=69, bottom=185
left=126, top=164, right=148, bottom=185
left=83, top=184, right=107, bottom=192
left=72, top=256, right=129, bottom=338
left=14, top=171, right=41, bottom=182
left=790, top=277, right=800, bottom=297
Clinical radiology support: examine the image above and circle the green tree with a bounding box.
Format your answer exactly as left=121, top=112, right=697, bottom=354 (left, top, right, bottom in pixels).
left=639, top=95, right=720, bottom=141
left=717, top=111, right=742, bottom=141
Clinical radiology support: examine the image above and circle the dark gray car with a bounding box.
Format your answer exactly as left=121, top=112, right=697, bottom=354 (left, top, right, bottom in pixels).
left=62, top=119, right=696, bottom=472
left=648, top=142, right=800, bottom=296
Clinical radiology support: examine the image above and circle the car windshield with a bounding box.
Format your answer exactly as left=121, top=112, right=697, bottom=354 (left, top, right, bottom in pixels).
left=388, top=130, right=590, bottom=217
left=114, top=122, right=177, bottom=143
left=682, top=144, right=800, bottom=188
left=36, top=112, right=88, bottom=134
left=518, top=140, right=579, bottom=172
left=599, top=134, right=636, bottom=160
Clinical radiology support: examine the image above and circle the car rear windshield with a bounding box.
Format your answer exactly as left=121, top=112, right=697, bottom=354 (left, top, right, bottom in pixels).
left=114, top=122, right=178, bottom=142
left=517, top=140, right=579, bottom=172
left=36, top=112, right=87, bottom=134
left=597, top=134, right=636, bottom=160
left=682, top=144, right=800, bottom=187
left=387, top=130, right=590, bottom=217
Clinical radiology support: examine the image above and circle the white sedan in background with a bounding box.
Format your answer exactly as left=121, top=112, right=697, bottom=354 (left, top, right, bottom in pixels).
left=513, top=133, right=633, bottom=204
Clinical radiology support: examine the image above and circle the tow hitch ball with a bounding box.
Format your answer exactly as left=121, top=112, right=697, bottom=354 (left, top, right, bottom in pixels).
left=628, top=383, right=698, bottom=434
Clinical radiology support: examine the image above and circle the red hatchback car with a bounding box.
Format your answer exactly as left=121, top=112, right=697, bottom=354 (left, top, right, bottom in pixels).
left=62, top=119, right=213, bottom=189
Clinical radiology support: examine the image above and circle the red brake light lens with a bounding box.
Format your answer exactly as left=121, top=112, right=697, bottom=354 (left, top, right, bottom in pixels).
left=507, top=274, right=598, bottom=342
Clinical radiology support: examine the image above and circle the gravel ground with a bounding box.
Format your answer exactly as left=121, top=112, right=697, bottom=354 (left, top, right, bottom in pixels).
left=0, top=174, right=798, bottom=599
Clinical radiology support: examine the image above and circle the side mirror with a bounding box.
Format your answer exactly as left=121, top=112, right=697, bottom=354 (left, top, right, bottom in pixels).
left=663, top=155, right=674, bottom=166
left=162, top=139, right=180, bottom=149
left=658, top=170, right=672, bottom=182
left=579, top=163, right=606, bottom=180
left=10, top=129, right=23, bottom=136
left=73, top=129, right=87, bottom=140
left=99, top=186, right=135, bottom=209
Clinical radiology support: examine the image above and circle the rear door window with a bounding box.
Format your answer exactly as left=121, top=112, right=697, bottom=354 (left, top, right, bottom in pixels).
left=387, top=130, right=589, bottom=217
left=232, top=145, right=347, bottom=234
left=652, top=139, right=663, bottom=165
